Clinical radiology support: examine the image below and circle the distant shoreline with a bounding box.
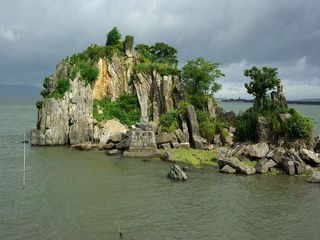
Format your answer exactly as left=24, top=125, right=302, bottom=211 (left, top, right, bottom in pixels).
left=220, top=99, right=320, bottom=105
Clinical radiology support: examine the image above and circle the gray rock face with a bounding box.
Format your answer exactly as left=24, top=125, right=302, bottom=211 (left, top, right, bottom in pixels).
left=267, top=147, right=286, bottom=163
left=155, top=133, right=177, bottom=145
left=207, top=97, right=217, bottom=118
left=167, top=165, right=187, bottom=181
left=217, top=157, right=256, bottom=175
left=186, top=105, right=200, bottom=137
left=220, top=165, right=236, bottom=174
left=307, top=172, right=320, bottom=183
left=300, top=148, right=320, bottom=166
left=256, top=158, right=277, bottom=174
left=281, top=158, right=298, bottom=175
left=160, top=143, right=171, bottom=150
left=193, top=135, right=208, bottom=150
left=246, top=142, right=270, bottom=158
left=175, top=129, right=189, bottom=143
left=315, top=139, right=320, bottom=153
left=257, top=116, right=274, bottom=143
left=133, top=72, right=183, bottom=124
left=109, top=132, right=127, bottom=143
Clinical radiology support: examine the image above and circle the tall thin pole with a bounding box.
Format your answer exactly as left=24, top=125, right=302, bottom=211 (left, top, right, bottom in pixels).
left=23, top=131, right=26, bottom=189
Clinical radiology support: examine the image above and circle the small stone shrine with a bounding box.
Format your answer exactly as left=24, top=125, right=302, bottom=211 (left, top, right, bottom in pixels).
left=123, top=91, right=160, bottom=157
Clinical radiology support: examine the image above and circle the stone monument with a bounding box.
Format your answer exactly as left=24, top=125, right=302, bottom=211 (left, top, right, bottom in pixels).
left=123, top=91, right=160, bottom=158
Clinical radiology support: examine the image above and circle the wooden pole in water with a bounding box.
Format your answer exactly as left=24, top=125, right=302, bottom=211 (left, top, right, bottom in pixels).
left=115, top=220, right=123, bottom=238
left=23, top=131, right=26, bottom=189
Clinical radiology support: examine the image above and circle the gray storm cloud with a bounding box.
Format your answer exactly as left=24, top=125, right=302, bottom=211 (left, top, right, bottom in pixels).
left=0, top=0, right=319, bottom=99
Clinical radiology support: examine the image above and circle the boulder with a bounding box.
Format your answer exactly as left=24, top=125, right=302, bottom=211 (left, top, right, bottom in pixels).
left=175, top=129, right=189, bottom=143
left=193, top=135, right=207, bottom=150
left=156, top=133, right=177, bottom=145
left=109, top=132, right=127, bottom=143
left=172, top=142, right=180, bottom=149
left=307, top=172, right=320, bottom=183
left=217, top=156, right=256, bottom=175
left=281, top=158, right=296, bottom=175
left=267, top=147, right=286, bottom=164
left=246, top=142, right=269, bottom=159
left=71, top=142, right=93, bottom=151
left=167, top=165, right=187, bottom=181
left=221, top=130, right=233, bottom=146
left=231, top=144, right=246, bottom=157
left=104, top=143, right=115, bottom=150
left=160, top=151, right=173, bottom=162
left=160, top=143, right=171, bottom=150
left=257, top=116, right=274, bottom=143
left=179, top=142, right=190, bottom=149
left=220, top=165, right=236, bottom=174
left=255, top=158, right=277, bottom=174
left=106, top=149, right=119, bottom=155
left=98, top=119, right=128, bottom=144
left=300, top=148, right=320, bottom=166
left=115, top=138, right=130, bottom=150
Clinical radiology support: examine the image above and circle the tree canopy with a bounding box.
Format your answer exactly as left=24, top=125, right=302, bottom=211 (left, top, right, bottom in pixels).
left=181, top=57, right=224, bottom=109
left=244, top=66, right=281, bottom=109
left=106, top=27, right=122, bottom=46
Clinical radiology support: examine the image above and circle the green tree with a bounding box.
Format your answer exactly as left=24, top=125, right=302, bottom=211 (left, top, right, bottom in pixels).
left=150, top=42, right=178, bottom=65
left=181, top=57, right=224, bottom=109
left=244, top=66, right=281, bottom=109
left=106, top=27, right=121, bottom=46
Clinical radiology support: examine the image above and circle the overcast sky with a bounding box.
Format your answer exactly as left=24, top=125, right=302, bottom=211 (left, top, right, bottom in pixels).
left=1, top=0, right=320, bottom=99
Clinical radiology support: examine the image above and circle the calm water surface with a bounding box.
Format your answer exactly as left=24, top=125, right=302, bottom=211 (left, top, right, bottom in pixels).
left=1, top=97, right=320, bottom=240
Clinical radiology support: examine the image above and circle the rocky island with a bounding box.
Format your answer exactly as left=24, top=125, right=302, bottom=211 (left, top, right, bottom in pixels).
left=31, top=28, right=320, bottom=182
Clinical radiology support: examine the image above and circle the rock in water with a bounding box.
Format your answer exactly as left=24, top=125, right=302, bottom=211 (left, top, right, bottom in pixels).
left=307, top=172, right=320, bottom=183
left=167, top=165, right=187, bottom=181
left=160, top=151, right=173, bottom=162
left=217, top=156, right=256, bottom=175
left=220, top=165, right=236, bottom=174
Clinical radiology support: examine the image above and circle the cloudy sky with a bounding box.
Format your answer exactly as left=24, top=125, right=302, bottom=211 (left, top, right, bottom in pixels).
left=1, top=0, right=320, bottom=99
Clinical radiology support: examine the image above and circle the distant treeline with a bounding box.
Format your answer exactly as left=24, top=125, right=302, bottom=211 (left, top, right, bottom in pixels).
left=221, top=98, right=320, bottom=105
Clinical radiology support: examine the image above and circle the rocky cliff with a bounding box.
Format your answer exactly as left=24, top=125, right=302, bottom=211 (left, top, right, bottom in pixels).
left=31, top=37, right=185, bottom=146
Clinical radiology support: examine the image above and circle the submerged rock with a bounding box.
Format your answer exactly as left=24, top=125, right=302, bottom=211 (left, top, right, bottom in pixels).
left=167, top=165, right=187, bottom=181
left=217, top=156, right=256, bottom=175
left=307, top=172, right=320, bottom=183
left=220, top=165, right=236, bottom=174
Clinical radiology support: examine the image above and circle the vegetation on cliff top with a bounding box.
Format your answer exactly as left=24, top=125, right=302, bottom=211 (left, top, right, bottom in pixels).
left=135, top=42, right=179, bottom=76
